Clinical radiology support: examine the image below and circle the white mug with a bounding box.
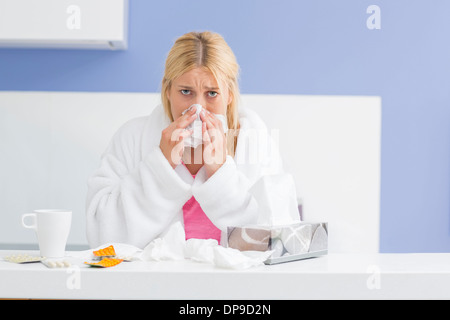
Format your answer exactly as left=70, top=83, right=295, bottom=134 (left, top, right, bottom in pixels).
left=21, top=209, right=72, bottom=258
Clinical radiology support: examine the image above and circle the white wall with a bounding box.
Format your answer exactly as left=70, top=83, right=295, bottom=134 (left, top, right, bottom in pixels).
left=0, top=92, right=381, bottom=253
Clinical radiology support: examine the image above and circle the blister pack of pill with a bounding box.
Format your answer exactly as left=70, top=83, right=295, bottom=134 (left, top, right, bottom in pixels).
left=85, top=258, right=123, bottom=268
left=3, top=254, right=44, bottom=264
left=85, top=245, right=125, bottom=268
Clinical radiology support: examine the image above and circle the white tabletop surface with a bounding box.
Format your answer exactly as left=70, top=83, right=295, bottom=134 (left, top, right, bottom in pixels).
left=1, top=251, right=450, bottom=300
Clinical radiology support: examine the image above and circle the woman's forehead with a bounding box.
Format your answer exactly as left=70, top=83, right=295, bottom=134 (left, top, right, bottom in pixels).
left=174, top=67, right=222, bottom=89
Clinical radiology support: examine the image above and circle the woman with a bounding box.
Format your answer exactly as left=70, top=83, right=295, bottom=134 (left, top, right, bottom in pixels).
left=86, top=31, right=297, bottom=248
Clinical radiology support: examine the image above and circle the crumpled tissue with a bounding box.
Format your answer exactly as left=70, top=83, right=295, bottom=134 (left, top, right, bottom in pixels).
left=185, top=238, right=218, bottom=263
left=181, top=104, right=228, bottom=148
left=73, top=224, right=272, bottom=269
left=249, top=173, right=301, bottom=226
left=213, top=246, right=273, bottom=269
left=140, top=222, right=186, bottom=261
left=140, top=222, right=272, bottom=269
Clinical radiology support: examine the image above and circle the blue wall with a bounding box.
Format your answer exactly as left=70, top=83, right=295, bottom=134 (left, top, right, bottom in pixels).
left=1, top=0, right=449, bottom=252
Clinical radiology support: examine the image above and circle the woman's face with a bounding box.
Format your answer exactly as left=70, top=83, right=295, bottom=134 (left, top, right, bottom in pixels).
left=168, top=67, right=232, bottom=120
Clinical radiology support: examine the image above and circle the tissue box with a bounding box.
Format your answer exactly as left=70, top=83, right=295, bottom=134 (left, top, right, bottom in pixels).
left=227, top=222, right=328, bottom=264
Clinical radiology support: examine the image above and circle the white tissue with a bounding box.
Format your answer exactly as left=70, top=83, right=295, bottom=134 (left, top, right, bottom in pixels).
left=185, top=238, right=218, bottom=263
left=213, top=246, right=273, bottom=270
left=141, top=222, right=271, bottom=269
left=250, top=174, right=301, bottom=226
left=182, top=104, right=228, bottom=148
left=140, top=222, right=186, bottom=261
left=70, top=224, right=271, bottom=269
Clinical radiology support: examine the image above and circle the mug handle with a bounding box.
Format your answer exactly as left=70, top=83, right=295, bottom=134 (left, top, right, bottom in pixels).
left=21, top=213, right=37, bottom=230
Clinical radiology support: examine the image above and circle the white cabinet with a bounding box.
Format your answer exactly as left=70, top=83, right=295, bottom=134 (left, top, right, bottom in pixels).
left=0, top=0, right=128, bottom=50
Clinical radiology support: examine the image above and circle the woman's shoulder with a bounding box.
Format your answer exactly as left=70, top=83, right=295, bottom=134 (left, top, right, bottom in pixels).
left=108, top=105, right=167, bottom=147
left=238, top=106, right=269, bottom=131
left=113, top=116, right=150, bottom=139
left=114, top=105, right=167, bottom=136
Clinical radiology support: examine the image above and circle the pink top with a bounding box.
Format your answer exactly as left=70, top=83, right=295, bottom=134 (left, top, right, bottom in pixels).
left=182, top=163, right=221, bottom=244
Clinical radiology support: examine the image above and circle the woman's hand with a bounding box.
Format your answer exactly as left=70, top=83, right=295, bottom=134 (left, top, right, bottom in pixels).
left=159, top=107, right=197, bottom=168
left=200, top=109, right=227, bottom=178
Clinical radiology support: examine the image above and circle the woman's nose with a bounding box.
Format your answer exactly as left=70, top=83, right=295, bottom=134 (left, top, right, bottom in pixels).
left=195, top=98, right=207, bottom=108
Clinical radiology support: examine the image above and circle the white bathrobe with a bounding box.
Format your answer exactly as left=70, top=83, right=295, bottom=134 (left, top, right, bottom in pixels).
left=86, top=105, right=295, bottom=249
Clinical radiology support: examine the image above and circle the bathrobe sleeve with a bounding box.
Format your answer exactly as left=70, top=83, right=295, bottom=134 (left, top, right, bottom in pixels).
left=86, top=118, right=192, bottom=249
left=191, top=116, right=293, bottom=230
left=191, top=156, right=260, bottom=229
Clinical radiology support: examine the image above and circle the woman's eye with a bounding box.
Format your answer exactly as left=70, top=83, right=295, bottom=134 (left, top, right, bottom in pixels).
left=208, top=91, right=218, bottom=98
left=181, top=89, right=191, bottom=95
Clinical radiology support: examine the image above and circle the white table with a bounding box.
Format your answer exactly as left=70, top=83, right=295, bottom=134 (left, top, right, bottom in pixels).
left=1, top=251, right=450, bottom=300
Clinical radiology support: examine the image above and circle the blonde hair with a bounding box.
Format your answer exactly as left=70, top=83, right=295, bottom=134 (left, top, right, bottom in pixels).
left=161, top=31, right=240, bottom=157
